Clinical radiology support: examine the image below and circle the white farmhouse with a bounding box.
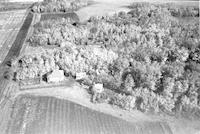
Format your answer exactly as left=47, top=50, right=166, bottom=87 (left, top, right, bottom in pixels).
left=47, top=70, right=65, bottom=83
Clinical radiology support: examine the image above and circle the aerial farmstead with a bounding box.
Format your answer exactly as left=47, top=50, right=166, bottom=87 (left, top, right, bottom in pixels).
left=0, top=0, right=199, bottom=134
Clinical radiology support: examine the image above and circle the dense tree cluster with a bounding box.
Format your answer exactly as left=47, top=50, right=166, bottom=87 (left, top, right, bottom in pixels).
left=167, top=4, right=199, bottom=17
left=29, top=18, right=87, bottom=47
left=16, top=45, right=118, bottom=82
left=17, top=3, right=200, bottom=114
left=129, top=3, right=199, bottom=18
left=31, top=0, right=88, bottom=13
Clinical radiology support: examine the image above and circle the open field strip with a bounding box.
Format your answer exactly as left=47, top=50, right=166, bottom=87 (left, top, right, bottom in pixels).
left=0, top=9, right=27, bottom=64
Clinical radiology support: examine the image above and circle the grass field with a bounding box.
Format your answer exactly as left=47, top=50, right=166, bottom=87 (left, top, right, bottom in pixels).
left=0, top=10, right=27, bottom=64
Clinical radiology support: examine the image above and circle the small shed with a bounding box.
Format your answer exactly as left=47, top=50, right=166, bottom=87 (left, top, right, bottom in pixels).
left=47, top=70, right=65, bottom=83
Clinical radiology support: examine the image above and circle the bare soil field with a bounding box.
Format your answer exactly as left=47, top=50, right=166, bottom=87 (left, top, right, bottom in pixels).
left=0, top=10, right=27, bottom=64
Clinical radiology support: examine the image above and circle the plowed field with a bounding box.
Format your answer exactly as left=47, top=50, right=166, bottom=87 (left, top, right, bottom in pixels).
left=5, top=95, right=172, bottom=134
